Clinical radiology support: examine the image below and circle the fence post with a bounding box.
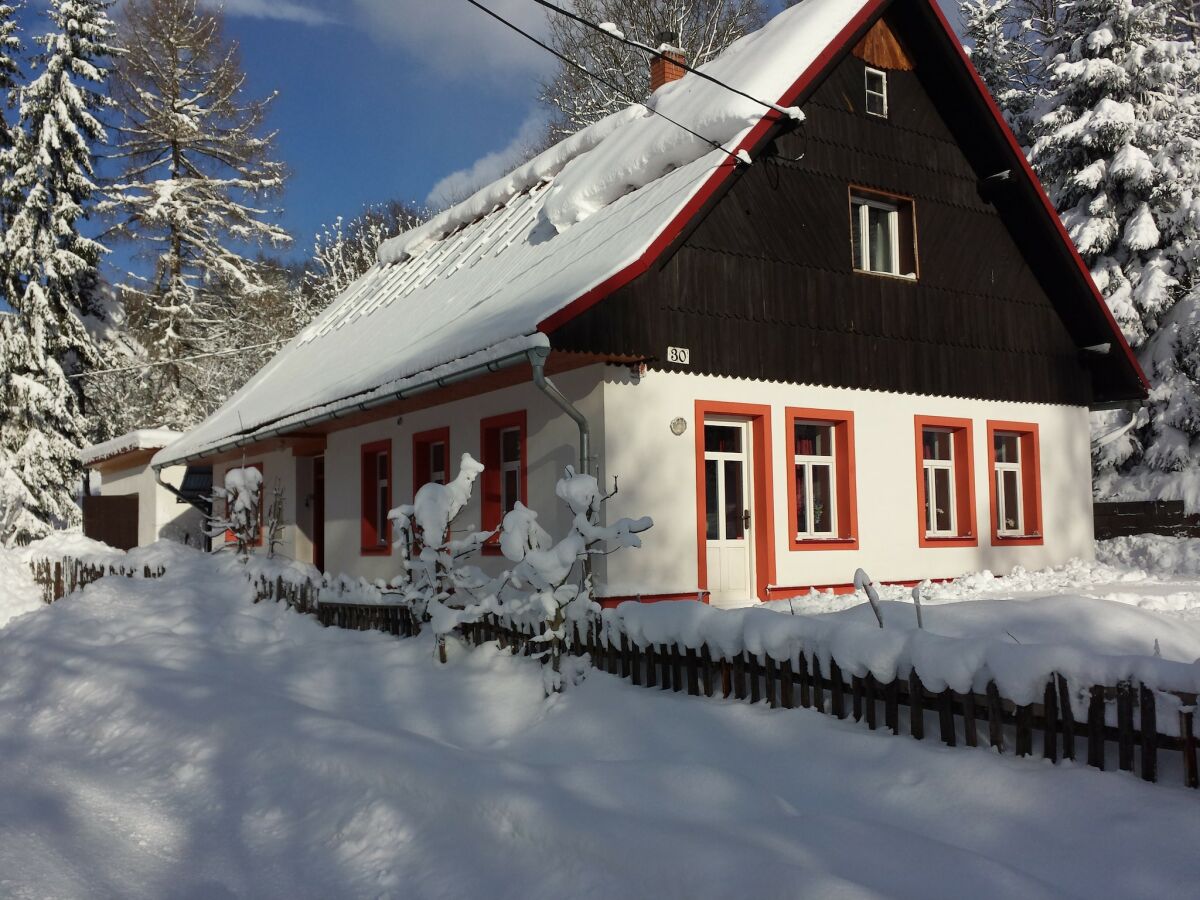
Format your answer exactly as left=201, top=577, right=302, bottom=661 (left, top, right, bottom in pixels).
left=1117, top=682, right=1135, bottom=772
left=1181, top=709, right=1198, bottom=789
left=1042, top=679, right=1058, bottom=763
left=1087, top=686, right=1106, bottom=770
left=908, top=670, right=925, bottom=740
left=1058, top=675, right=1076, bottom=762
left=1140, top=685, right=1157, bottom=783
left=986, top=681, right=1004, bottom=751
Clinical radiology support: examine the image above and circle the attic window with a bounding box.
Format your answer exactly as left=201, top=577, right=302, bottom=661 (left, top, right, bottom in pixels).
left=865, top=67, right=888, bottom=117
left=850, top=188, right=917, bottom=278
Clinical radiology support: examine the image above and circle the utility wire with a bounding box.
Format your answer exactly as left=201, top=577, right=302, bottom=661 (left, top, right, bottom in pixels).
left=532, top=0, right=803, bottom=122
left=462, top=0, right=747, bottom=164
left=71, top=338, right=290, bottom=379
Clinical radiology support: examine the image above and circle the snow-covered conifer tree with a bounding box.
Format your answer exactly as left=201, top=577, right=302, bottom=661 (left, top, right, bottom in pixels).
left=538, top=0, right=767, bottom=140
left=104, top=0, right=289, bottom=426
left=1028, top=0, right=1200, bottom=494
left=0, top=0, right=116, bottom=542
left=960, top=0, right=1046, bottom=140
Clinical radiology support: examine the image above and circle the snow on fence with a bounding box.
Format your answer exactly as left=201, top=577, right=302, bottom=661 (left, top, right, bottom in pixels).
left=28, top=554, right=1200, bottom=790
left=457, top=608, right=1200, bottom=791
left=30, top=558, right=167, bottom=605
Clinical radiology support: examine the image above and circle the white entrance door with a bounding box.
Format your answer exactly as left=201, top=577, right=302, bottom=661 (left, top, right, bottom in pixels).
left=703, top=420, right=755, bottom=608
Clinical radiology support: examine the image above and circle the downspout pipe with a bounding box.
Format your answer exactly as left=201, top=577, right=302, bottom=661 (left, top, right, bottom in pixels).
left=527, top=345, right=591, bottom=477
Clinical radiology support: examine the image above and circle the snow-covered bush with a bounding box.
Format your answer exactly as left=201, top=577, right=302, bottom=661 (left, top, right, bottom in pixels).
left=499, top=469, right=652, bottom=693
left=264, top=478, right=285, bottom=559
left=206, top=467, right=264, bottom=558
left=388, top=454, right=495, bottom=659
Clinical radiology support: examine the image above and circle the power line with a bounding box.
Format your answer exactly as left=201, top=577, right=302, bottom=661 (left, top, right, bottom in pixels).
left=71, top=338, right=290, bottom=379
left=532, top=0, right=803, bottom=122
left=462, top=0, right=747, bottom=164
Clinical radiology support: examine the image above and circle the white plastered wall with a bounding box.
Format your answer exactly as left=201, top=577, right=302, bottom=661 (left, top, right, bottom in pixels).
left=600, top=368, right=1095, bottom=601
left=323, top=365, right=607, bottom=582
left=101, top=462, right=205, bottom=548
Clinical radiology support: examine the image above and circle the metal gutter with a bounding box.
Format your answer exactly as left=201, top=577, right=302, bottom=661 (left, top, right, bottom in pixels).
left=528, top=345, right=592, bottom=477
left=153, top=339, right=546, bottom=470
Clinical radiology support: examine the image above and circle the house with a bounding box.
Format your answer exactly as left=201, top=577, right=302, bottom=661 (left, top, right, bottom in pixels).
left=152, top=0, right=1145, bottom=608
left=82, top=429, right=208, bottom=551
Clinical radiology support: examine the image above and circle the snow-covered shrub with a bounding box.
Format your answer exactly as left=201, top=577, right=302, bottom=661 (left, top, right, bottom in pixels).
left=388, top=453, right=496, bottom=658
left=264, top=478, right=285, bottom=559
left=206, top=467, right=264, bottom=558
left=499, top=469, right=652, bottom=693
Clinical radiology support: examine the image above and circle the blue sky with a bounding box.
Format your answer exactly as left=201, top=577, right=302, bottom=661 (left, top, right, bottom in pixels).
left=13, top=0, right=961, bottom=275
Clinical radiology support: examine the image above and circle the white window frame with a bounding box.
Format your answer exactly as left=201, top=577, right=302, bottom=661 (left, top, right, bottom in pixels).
left=923, top=429, right=957, bottom=538
left=994, top=435, right=1024, bottom=537
left=865, top=66, right=888, bottom=118
left=794, top=423, right=837, bottom=539
left=428, top=440, right=447, bottom=486
left=499, top=426, right=521, bottom=515
left=852, top=194, right=901, bottom=276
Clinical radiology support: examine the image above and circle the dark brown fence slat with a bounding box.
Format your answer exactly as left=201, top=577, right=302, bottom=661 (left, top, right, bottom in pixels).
left=1042, top=679, right=1058, bottom=763
left=1117, top=682, right=1135, bottom=772
left=748, top=653, right=762, bottom=704
left=1140, top=685, right=1157, bottom=783
left=962, top=690, right=977, bottom=747
left=987, top=682, right=1004, bottom=751
left=733, top=653, right=746, bottom=701
left=909, top=670, right=925, bottom=740
left=631, top=641, right=643, bottom=686
left=938, top=689, right=956, bottom=747
left=797, top=653, right=811, bottom=709
left=812, top=657, right=825, bottom=714
left=851, top=675, right=864, bottom=722
left=1015, top=704, right=1033, bottom=757
left=671, top=645, right=684, bottom=693
left=765, top=655, right=778, bottom=709
left=865, top=674, right=877, bottom=731
left=779, top=658, right=794, bottom=709
left=686, top=647, right=701, bottom=697
left=1182, top=710, right=1198, bottom=789
left=1058, top=675, right=1076, bottom=762
left=885, top=678, right=899, bottom=734
left=646, top=644, right=658, bottom=688
left=830, top=661, right=846, bottom=720
left=701, top=645, right=715, bottom=698
left=1087, top=686, right=1106, bottom=770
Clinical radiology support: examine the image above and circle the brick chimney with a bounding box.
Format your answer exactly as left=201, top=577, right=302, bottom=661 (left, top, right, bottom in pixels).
left=649, top=31, right=686, bottom=92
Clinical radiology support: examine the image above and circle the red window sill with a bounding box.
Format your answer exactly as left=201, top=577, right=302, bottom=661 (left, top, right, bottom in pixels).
left=791, top=536, right=859, bottom=551
left=993, top=534, right=1044, bottom=547
left=920, top=534, right=977, bottom=548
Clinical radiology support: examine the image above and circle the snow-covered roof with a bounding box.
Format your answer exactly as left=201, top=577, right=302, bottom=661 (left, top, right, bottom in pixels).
left=82, top=429, right=182, bottom=467
left=153, top=0, right=871, bottom=468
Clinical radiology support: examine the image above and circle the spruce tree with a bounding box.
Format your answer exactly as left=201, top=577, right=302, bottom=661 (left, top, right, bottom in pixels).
left=104, top=0, right=289, bottom=427
left=0, top=0, right=116, bottom=542
left=959, top=0, right=1045, bottom=140
left=1028, top=0, right=1200, bottom=489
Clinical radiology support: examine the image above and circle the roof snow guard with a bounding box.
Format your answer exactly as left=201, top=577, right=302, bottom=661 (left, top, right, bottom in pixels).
left=153, top=0, right=1144, bottom=470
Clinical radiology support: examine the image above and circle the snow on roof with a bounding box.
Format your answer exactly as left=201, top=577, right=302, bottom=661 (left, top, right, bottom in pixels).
left=82, top=429, right=183, bottom=467
left=154, top=0, right=869, bottom=469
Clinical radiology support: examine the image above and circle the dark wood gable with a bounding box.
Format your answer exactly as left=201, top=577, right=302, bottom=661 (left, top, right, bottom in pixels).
left=548, top=6, right=1136, bottom=407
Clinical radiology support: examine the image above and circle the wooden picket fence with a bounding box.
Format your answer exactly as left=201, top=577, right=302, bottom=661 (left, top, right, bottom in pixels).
left=29, top=558, right=166, bottom=605
left=27, top=556, right=1200, bottom=791
left=455, top=612, right=1200, bottom=791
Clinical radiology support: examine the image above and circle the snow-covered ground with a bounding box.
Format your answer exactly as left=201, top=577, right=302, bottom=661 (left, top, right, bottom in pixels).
left=1, top=538, right=1200, bottom=898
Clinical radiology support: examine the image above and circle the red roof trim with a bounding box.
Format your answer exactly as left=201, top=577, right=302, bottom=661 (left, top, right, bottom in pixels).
left=538, top=0, right=889, bottom=334
left=538, top=0, right=1146, bottom=396
left=920, top=0, right=1147, bottom=392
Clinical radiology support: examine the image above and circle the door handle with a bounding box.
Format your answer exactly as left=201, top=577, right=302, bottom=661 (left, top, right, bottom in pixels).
left=742, top=509, right=751, bottom=529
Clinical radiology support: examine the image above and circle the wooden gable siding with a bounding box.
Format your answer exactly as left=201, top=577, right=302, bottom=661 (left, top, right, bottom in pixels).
left=548, top=22, right=1094, bottom=407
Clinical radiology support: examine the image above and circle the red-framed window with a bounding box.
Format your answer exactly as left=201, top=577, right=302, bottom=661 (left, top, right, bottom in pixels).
left=223, top=461, right=264, bottom=547
left=360, top=439, right=392, bottom=555
left=480, top=411, right=526, bottom=553
left=413, top=427, right=450, bottom=495
left=913, top=416, right=976, bottom=548
left=785, top=407, right=858, bottom=551
left=987, top=420, right=1043, bottom=546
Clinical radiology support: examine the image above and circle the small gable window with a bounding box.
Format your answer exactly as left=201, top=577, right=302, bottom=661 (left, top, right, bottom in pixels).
left=850, top=188, right=917, bottom=279
left=864, top=66, right=888, bottom=117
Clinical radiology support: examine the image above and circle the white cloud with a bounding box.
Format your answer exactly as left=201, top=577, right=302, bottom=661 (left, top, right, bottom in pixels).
left=205, top=0, right=334, bottom=26
left=425, top=108, right=549, bottom=209
left=348, top=0, right=554, bottom=78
